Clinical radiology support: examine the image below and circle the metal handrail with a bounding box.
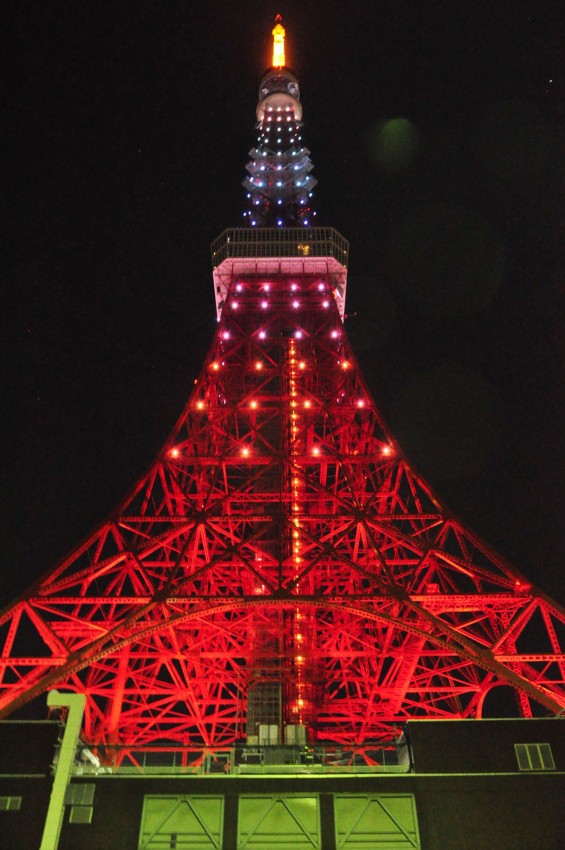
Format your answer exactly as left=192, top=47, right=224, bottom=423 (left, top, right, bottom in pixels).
left=68, top=741, right=409, bottom=776
left=211, top=227, right=349, bottom=268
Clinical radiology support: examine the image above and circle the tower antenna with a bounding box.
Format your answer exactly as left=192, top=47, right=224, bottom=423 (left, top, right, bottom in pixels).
left=272, top=14, right=286, bottom=68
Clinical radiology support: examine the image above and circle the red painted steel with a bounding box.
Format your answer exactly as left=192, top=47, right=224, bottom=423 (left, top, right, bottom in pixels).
left=1, top=267, right=564, bottom=745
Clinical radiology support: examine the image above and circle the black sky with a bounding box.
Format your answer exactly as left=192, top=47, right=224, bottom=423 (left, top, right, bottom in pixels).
left=7, top=0, right=564, bottom=608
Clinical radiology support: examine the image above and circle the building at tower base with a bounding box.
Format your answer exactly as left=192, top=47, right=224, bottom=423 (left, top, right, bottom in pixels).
left=1, top=713, right=563, bottom=849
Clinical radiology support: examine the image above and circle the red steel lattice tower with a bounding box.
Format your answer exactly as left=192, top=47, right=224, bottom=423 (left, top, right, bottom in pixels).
left=2, top=19, right=564, bottom=749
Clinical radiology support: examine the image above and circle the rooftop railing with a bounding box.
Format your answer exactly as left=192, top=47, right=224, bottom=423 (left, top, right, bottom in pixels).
left=67, top=741, right=410, bottom=777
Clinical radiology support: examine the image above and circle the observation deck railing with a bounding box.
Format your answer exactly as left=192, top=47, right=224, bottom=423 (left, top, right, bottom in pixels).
left=67, top=742, right=410, bottom=777
left=211, top=228, right=349, bottom=268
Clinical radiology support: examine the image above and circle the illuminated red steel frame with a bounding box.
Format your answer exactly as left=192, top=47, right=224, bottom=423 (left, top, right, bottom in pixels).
left=1, top=26, right=564, bottom=751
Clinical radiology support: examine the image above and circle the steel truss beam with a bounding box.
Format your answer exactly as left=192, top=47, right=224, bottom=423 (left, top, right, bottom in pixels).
left=1, top=268, right=564, bottom=746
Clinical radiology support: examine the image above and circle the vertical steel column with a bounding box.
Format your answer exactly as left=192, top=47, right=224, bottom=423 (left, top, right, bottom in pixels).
left=39, top=690, right=86, bottom=850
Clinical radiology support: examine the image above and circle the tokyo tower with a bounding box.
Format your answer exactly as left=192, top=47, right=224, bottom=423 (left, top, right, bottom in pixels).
left=1, top=17, right=564, bottom=751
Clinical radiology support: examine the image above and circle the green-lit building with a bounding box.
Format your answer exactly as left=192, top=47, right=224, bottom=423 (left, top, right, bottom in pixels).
left=1, top=710, right=563, bottom=849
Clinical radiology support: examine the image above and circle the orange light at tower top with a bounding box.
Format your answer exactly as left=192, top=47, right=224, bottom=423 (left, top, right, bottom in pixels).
left=272, top=14, right=286, bottom=68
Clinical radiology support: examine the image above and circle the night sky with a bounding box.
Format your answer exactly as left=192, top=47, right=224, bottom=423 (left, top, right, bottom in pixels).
left=7, top=0, right=564, bottom=610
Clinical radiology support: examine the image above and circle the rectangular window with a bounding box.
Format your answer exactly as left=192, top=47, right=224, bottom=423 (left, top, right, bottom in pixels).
left=69, top=805, right=93, bottom=824
left=334, top=793, right=420, bottom=849
left=238, top=794, right=320, bottom=850
left=139, top=795, right=224, bottom=849
left=515, top=743, right=555, bottom=771
left=0, top=796, right=22, bottom=811
left=65, top=783, right=95, bottom=805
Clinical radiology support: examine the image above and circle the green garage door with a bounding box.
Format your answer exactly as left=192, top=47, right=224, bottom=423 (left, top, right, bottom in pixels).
left=139, top=795, right=224, bottom=849
left=238, top=793, right=321, bottom=849
left=334, top=793, right=420, bottom=849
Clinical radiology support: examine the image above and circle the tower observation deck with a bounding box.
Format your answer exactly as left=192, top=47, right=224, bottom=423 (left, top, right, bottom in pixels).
left=0, top=17, right=563, bottom=755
